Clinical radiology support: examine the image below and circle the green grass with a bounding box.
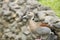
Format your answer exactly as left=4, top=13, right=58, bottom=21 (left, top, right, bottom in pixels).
left=38, top=0, right=60, bottom=18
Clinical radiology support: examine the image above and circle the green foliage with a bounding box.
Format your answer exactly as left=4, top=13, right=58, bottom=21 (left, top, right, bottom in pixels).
left=38, top=0, right=60, bottom=17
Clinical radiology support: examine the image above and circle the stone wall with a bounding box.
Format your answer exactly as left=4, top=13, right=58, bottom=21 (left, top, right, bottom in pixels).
left=0, top=0, right=60, bottom=40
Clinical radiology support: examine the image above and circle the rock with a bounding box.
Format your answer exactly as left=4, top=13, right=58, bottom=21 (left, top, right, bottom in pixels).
left=17, top=0, right=26, bottom=5
left=4, top=28, right=10, bottom=33
left=47, top=32, right=58, bottom=40
left=53, top=22, right=60, bottom=29
left=21, top=26, right=30, bottom=35
left=34, top=27, right=55, bottom=40
left=35, top=27, right=51, bottom=35
left=44, top=16, right=55, bottom=23
left=37, top=11, right=46, bottom=21
left=26, top=0, right=38, bottom=5
left=52, top=22, right=60, bottom=40
left=20, top=33, right=27, bottom=40
left=0, top=32, right=3, bottom=38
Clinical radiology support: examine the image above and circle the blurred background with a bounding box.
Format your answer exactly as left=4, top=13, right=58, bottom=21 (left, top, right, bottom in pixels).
left=38, top=0, right=60, bottom=18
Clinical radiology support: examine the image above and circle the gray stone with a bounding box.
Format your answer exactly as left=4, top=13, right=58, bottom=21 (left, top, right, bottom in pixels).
left=17, top=0, right=26, bottom=5
left=21, top=26, right=30, bottom=35
left=35, top=27, right=51, bottom=35
left=53, top=22, right=60, bottom=28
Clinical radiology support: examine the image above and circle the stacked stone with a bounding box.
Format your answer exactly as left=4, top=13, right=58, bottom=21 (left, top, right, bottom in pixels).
left=0, top=0, right=60, bottom=40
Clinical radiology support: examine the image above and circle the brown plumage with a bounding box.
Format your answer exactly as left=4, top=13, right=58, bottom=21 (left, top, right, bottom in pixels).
left=39, top=22, right=49, bottom=27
